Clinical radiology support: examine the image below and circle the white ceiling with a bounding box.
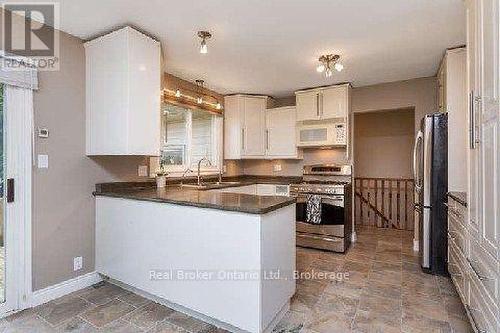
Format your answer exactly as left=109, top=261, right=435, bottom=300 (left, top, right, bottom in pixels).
left=28, top=0, right=466, bottom=97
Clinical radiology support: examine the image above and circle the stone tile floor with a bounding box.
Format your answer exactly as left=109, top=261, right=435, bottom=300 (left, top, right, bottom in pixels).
left=276, top=226, right=473, bottom=333
left=0, top=226, right=472, bottom=333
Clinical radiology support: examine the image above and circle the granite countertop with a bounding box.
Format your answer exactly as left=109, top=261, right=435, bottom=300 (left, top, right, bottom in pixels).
left=94, top=179, right=297, bottom=214
left=447, top=191, right=467, bottom=207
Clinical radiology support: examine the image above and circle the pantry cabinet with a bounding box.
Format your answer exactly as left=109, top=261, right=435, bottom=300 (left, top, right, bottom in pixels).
left=85, top=27, right=161, bottom=155
left=295, top=84, right=350, bottom=121
left=450, top=1, right=500, bottom=332
left=467, top=0, right=499, bottom=258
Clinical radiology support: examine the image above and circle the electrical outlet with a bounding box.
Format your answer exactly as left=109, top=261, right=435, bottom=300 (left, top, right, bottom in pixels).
left=273, top=164, right=282, bottom=172
left=37, top=154, right=49, bottom=169
left=223, top=165, right=227, bottom=173
left=73, top=256, right=83, bottom=271
left=138, top=165, right=148, bottom=177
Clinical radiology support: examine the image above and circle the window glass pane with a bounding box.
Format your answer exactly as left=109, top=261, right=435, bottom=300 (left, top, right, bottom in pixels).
left=161, top=104, right=187, bottom=167
left=190, top=109, right=216, bottom=168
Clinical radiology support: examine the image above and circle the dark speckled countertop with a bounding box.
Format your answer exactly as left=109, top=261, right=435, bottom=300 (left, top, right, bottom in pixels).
left=93, top=177, right=297, bottom=214
left=447, top=191, right=467, bottom=207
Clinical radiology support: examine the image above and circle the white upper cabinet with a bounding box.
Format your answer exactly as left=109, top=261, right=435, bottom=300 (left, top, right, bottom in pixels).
left=266, top=107, right=300, bottom=158
left=243, top=97, right=267, bottom=157
left=85, top=27, right=161, bottom=155
left=296, top=92, right=318, bottom=121
left=321, top=85, right=348, bottom=119
left=224, top=95, right=267, bottom=159
left=224, top=96, right=301, bottom=160
left=295, top=84, right=350, bottom=121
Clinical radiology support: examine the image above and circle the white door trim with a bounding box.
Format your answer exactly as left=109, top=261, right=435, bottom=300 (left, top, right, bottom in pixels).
left=0, top=84, right=33, bottom=317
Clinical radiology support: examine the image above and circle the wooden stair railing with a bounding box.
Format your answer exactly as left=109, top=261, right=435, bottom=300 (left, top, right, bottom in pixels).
left=354, top=177, right=415, bottom=230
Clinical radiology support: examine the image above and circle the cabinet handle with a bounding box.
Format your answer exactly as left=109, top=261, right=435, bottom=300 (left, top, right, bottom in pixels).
left=469, top=91, right=475, bottom=149
left=466, top=305, right=487, bottom=333
left=241, top=128, right=245, bottom=151
left=320, top=93, right=324, bottom=117
left=265, top=129, right=269, bottom=151
left=316, top=94, right=320, bottom=117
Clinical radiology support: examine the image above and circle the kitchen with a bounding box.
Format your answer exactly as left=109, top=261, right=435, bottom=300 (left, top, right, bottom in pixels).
left=0, top=1, right=497, bottom=333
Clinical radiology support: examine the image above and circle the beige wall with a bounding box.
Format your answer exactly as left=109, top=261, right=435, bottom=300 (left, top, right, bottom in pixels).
left=236, top=77, right=437, bottom=176
left=352, top=77, right=438, bottom=133
left=354, top=109, right=415, bottom=178
left=0, top=11, right=150, bottom=290
left=33, top=31, right=151, bottom=290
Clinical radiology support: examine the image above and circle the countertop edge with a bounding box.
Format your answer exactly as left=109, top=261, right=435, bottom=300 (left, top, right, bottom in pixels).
left=93, top=191, right=297, bottom=215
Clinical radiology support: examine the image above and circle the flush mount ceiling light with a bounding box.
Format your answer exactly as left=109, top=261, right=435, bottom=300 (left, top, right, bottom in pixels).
left=197, top=31, right=212, bottom=54
left=316, top=54, right=343, bottom=78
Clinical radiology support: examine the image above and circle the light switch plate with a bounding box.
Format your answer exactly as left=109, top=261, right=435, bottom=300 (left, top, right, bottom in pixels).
left=138, top=165, right=148, bottom=177
left=273, top=164, right=282, bottom=172
left=37, top=154, right=49, bottom=169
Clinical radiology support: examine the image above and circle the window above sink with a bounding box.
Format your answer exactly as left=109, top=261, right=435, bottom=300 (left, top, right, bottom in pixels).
left=157, top=102, right=223, bottom=176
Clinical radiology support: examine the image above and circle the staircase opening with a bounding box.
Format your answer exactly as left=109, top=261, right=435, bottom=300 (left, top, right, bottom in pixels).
left=354, top=107, right=415, bottom=230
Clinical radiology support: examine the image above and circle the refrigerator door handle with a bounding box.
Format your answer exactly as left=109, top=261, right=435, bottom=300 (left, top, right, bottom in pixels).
left=413, top=130, right=424, bottom=193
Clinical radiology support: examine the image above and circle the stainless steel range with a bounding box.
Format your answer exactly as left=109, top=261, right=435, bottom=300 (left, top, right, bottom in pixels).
left=290, top=164, right=352, bottom=253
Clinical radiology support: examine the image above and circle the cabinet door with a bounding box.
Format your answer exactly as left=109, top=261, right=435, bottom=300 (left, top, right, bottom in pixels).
left=296, top=92, right=319, bottom=121
left=223, top=96, right=244, bottom=159
left=321, top=86, right=347, bottom=119
left=266, top=107, right=297, bottom=158
left=478, top=0, right=499, bottom=257
left=467, top=0, right=482, bottom=241
left=242, top=97, right=266, bottom=157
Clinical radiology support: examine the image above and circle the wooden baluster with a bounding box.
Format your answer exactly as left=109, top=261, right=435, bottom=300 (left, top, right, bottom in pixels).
left=396, top=180, right=401, bottom=229
left=381, top=180, right=386, bottom=228
left=388, top=180, right=393, bottom=229
left=374, top=179, right=379, bottom=227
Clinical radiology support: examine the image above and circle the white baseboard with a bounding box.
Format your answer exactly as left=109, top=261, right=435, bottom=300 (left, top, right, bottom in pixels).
left=30, top=271, right=102, bottom=308
left=413, top=239, right=419, bottom=252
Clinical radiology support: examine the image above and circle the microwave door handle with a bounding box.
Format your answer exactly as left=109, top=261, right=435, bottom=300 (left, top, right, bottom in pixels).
left=413, top=131, right=423, bottom=193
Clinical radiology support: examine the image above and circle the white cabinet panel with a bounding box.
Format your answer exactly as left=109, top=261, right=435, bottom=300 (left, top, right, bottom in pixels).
left=296, top=92, right=319, bottom=121
left=243, top=97, right=266, bottom=157
left=295, top=85, right=349, bottom=122
left=266, top=107, right=299, bottom=158
left=85, top=27, right=161, bottom=156
left=224, top=95, right=267, bottom=159
left=321, top=85, right=348, bottom=119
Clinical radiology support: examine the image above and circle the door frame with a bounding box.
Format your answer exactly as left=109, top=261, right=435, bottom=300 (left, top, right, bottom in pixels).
left=0, top=83, right=33, bottom=317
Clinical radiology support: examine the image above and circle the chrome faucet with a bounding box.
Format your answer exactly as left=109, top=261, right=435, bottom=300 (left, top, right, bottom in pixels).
left=218, top=168, right=223, bottom=184
left=197, top=157, right=212, bottom=186
left=180, top=168, right=194, bottom=185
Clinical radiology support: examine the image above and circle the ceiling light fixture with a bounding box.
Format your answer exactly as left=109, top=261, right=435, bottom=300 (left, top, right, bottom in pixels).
left=316, top=54, right=343, bottom=78
left=197, top=31, right=212, bottom=54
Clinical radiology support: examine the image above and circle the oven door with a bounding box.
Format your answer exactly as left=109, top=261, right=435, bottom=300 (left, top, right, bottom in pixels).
left=294, top=194, right=345, bottom=237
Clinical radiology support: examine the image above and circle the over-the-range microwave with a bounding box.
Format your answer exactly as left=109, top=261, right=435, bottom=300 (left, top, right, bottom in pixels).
left=296, top=121, right=347, bottom=147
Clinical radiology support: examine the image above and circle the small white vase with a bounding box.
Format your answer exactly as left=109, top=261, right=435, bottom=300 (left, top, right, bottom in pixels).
left=156, top=175, right=167, bottom=188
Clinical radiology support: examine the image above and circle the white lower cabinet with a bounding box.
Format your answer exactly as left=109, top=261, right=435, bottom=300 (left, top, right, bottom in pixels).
left=448, top=196, right=500, bottom=332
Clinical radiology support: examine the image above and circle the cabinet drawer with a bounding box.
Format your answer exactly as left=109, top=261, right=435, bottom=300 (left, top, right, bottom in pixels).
left=467, top=271, right=499, bottom=333
left=448, top=241, right=467, bottom=303
left=448, top=214, right=468, bottom=256
left=469, top=237, right=499, bottom=304
left=447, top=197, right=467, bottom=228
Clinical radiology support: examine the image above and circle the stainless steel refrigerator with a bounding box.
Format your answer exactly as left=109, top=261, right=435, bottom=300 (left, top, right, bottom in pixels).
left=413, top=113, right=448, bottom=275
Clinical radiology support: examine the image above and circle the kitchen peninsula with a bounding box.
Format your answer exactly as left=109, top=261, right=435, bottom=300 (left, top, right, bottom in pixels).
left=93, top=182, right=296, bottom=333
